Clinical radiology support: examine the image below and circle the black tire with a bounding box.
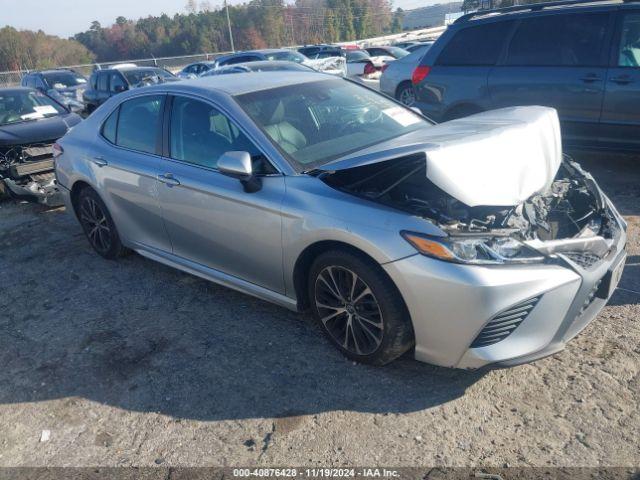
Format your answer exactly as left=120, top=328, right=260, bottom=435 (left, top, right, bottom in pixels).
left=396, top=82, right=416, bottom=107
left=308, top=250, right=414, bottom=365
left=76, top=187, right=129, bottom=259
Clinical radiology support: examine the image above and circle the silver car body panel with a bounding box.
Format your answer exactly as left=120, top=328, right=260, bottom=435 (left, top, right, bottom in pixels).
left=55, top=72, right=627, bottom=368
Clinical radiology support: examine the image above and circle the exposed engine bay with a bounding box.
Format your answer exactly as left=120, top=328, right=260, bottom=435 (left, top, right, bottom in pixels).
left=321, top=153, right=617, bottom=244
left=0, top=143, right=61, bottom=205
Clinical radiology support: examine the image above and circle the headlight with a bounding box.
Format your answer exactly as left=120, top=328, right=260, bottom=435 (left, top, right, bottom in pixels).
left=401, top=231, right=545, bottom=265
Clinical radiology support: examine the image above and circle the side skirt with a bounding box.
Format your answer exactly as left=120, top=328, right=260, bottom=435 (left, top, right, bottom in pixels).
left=131, top=242, right=300, bottom=312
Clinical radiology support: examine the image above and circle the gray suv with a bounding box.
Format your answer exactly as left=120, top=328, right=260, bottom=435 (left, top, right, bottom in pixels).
left=413, top=0, right=640, bottom=151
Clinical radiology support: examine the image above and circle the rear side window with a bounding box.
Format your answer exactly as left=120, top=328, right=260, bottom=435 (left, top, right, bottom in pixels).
left=506, top=13, right=609, bottom=66
left=97, top=73, right=109, bottom=91
left=116, top=95, right=163, bottom=154
left=436, top=21, right=514, bottom=66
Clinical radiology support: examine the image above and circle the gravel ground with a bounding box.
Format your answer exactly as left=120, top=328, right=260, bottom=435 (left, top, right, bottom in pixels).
left=0, top=151, right=638, bottom=468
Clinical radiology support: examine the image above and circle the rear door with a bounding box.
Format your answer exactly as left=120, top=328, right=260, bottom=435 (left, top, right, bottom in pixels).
left=488, top=11, right=614, bottom=145
left=600, top=9, right=640, bottom=148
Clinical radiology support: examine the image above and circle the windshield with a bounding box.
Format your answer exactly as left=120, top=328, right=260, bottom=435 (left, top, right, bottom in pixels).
left=43, top=71, right=87, bottom=89
left=387, top=46, right=410, bottom=58
left=122, top=68, right=175, bottom=86
left=235, top=79, right=428, bottom=170
left=0, top=90, right=66, bottom=126
left=266, top=51, right=307, bottom=63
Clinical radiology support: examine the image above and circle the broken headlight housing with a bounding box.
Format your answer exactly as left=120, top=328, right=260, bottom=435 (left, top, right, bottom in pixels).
left=401, top=231, right=545, bottom=265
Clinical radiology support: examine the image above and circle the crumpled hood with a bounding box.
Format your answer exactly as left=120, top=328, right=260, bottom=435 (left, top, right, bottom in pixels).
left=321, top=106, right=563, bottom=207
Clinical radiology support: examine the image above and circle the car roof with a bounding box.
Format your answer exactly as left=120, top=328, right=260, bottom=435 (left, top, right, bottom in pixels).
left=148, top=70, right=332, bottom=96
left=454, top=0, right=627, bottom=25
left=247, top=48, right=297, bottom=54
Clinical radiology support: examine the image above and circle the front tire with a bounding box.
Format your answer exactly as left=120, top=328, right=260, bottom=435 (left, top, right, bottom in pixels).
left=308, top=250, right=414, bottom=365
left=76, top=187, right=128, bottom=259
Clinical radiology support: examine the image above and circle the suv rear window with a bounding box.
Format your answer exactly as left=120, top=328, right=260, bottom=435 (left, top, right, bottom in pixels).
left=506, top=13, right=610, bottom=66
left=436, top=21, right=513, bottom=66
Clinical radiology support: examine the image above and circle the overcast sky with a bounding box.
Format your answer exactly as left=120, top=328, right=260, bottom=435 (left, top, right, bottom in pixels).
left=2, top=0, right=437, bottom=38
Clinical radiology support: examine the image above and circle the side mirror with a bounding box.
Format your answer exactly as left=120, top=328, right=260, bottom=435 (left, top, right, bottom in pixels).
left=218, top=151, right=262, bottom=193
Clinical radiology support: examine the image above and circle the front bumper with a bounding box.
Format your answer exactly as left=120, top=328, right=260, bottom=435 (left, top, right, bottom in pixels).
left=383, top=198, right=627, bottom=369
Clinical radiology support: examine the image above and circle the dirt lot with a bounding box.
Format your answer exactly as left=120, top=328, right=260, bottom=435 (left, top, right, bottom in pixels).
left=0, top=151, right=638, bottom=468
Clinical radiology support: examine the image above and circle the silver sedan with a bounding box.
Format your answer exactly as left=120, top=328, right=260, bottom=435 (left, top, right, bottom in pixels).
left=54, top=72, right=627, bottom=368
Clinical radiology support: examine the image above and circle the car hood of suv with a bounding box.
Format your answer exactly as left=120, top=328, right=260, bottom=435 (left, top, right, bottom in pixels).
left=0, top=113, right=82, bottom=146
left=319, top=106, right=563, bottom=207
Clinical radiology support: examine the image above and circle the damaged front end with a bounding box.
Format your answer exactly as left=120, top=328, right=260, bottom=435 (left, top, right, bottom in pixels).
left=319, top=107, right=625, bottom=268
left=0, top=143, right=62, bottom=205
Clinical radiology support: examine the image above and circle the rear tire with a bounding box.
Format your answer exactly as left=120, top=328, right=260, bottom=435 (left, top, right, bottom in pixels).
left=308, top=250, right=414, bottom=365
left=76, top=187, right=129, bottom=259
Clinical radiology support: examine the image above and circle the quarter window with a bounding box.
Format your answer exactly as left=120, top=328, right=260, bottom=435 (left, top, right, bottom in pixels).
left=109, top=72, right=127, bottom=92
left=618, top=13, right=640, bottom=67
left=436, top=21, right=513, bottom=66
left=102, top=108, right=118, bottom=144
left=169, top=96, right=271, bottom=172
left=506, top=13, right=609, bottom=66
left=116, top=95, right=163, bottom=154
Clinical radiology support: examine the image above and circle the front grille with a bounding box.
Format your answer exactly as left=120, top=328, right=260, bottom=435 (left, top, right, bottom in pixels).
left=470, top=296, right=541, bottom=348
left=564, top=251, right=601, bottom=269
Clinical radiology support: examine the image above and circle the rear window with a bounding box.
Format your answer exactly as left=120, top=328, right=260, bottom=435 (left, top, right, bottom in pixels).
left=436, top=21, right=514, bottom=66
left=505, top=13, right=610, bottom=67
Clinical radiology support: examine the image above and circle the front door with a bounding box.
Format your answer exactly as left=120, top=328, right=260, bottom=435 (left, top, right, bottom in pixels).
left=600, top=10, right=640, bottom=148
left=156, top=95, right=286, bottom=293
left=488, top=11, right=613, bottom=145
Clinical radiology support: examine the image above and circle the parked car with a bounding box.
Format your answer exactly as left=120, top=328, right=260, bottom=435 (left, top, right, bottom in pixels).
left=55, top=72, right=627, bottom=368
left=406, top=41, right=435, bottom=52
left=393, top=41, right=422, bottom=50
left=83, top=67, right=178, bottom=113
left=0, top=87, right=81, bottom=203
left=380, top=44, right=435, bottom=106
left=364, top=46, right=410, bottom=61
left=298, top=45, right=344, bottom=59
left=412, top=0, right=640, bottom=151
left=178, top=61, right=218, bottom=79
left=21, top=69, right=87, bottom=114
left=344, top=50, right=381, bottom=77
left=202, top=60, right=314, bottom=76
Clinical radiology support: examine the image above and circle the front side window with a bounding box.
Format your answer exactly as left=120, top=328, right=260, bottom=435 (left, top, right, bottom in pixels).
left=121, top=69, right=175, bottom=87
left=618, top=13, right=640, bottom=66
left=236, top=79, right=428, bottom=170
left=116, top=95, right=163, bottom=154
left=109, top=72, right=127, bottom=92
left=0, top=90, right=66, bottom=126
left=169, top=96, right=271, bottom=172
left=437, top=21, right=514, bottom=66
left=42, top=71, right=87, bottom=89
left=506, top=13, right=609, bottom=66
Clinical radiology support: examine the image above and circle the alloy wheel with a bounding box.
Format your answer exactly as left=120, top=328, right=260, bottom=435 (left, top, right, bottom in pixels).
left=79, top=196, right=112, bottom=254
left=314, top=266, right=384, bottom=356
left=399, top=87, right=416, bottom=106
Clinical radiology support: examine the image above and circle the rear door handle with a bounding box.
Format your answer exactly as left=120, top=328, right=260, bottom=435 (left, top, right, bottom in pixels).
left=92, top=156, right=108, bottom=167
left=611, top=75, right=634, bottom=85
left=580, top=74, right=601, bottom=83
left=158, top=173, right=180, bottom=187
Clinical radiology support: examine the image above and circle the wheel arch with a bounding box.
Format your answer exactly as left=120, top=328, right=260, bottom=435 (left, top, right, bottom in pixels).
left=395, top=80, right=413, bottom=99
left=292, top=240, right=403, bottom=312
left=69, top=180, right=94, bottom=218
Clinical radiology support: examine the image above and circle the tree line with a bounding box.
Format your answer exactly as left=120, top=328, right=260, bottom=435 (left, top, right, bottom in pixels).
left=0, top=0, right=403, bottom=71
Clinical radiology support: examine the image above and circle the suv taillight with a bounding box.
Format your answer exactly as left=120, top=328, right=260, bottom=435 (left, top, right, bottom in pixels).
left=52, top=143, right=64, bottom=158
left=411, top=65, right=431, bottom=85
left=363, top=62, right=376, bottom=76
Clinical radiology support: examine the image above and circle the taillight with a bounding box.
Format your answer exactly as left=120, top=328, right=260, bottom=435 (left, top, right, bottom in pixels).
left=363, top=62, right=376, bottom=76
left=52, top=143, right=64, bottom=158
left=411, top=65, right=431, bottom=85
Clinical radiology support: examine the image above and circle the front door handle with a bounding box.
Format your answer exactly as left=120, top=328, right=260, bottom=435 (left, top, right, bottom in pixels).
left=92, top=156, right=108, bottom=167
left=158, top=173, right=181, bottom=187
left=611, top=75, right=634, bottom=85
left=580, top=74, right=601, bottom=83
